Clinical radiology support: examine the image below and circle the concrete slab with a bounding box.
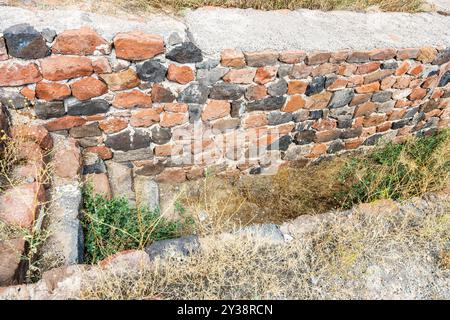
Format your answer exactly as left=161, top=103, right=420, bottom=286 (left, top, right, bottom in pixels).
left=0, top=6, right=187, bottom=41
left=428, top=0, right=450, bottom=13
left=185, top=8, right=450, bottom=55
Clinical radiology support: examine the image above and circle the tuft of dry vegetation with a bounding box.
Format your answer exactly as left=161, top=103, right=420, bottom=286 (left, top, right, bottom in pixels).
left=114, top=0, right=425, bottom=13
left=180, top=130, right=449, bottom=235
left=6, top=0, right=426, bottom=15
left=79, top=197, right=450, bottom=300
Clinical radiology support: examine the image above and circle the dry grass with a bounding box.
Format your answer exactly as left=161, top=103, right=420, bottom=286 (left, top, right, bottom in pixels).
left=178, top=131, right=449, bottom=236
left=0, top=133, right=54, bottom=282
left=80, top=197, right=450, bottom=300
left=120, top=0, right=425, bottom=12
left=179, top=157, right=349, bottom=234
left=6, top=0, right=426, bottom=15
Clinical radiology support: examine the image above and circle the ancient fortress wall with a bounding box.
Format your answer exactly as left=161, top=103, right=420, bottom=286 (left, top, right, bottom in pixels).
left=0, top=21, right=449, bottom=183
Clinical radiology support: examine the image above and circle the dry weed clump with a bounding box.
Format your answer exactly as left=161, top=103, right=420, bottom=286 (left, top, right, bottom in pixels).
left=0, top=133, right=54, bottom=282
left=179, top=130, right=449, bottom=235
left=79, top=198, right=450, bottom=300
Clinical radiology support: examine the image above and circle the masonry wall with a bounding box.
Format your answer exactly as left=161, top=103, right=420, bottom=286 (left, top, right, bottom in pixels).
left=0, top=24, right=449, bottom=182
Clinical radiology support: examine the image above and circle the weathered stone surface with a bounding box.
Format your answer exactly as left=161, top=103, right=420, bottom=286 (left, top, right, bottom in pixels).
left=0, top=37, right=8, bottom=61
left=11, top=125, right=53, bottom=150
left=113, top=148, right=153, bottom=162
left=35, top=82, right=71, bottom=101
left=3, top=23, right=49, bottom=59
left=0, top=237, right=25, bottom=286
left=268, top=111, right=293, bottom=126
left=53, top=26, right=109, bottom=55
left=130, top=108, right=161, bottom=127
left=188, top=104, right=202, bottom=122
left=289, top=63, right=312, bottom=79
left=223, top=68, right=256, bottom=84
left=245, top=84, right=267, bottom=101
left=35, top=100, right=65, bottom=119
left=209, top=83, right=244, bottom=101
left=105, top=129, right=151, bottom=151
left=83, top=173, right=111, bottom=199
left=178, top=83, right=210, bottom=104
left=99, top=69, right=140, bottom=91
left=328, top=89, right=354, bottom=109
left=82, top=152, right=107, bottom=174
left=202, top=100, right=230, bottom=121
left=70, top=77, right=108, bottom=101
left=66, top=99, right=110, bottom=116
left=268, top=79, right=288, bottom=96
left=246, top=96, right=286, bottom=112
left=244, top=50, right=279, bottom=67
left=167, top=64, right=195, bottom=84
left=146, top=236, right=200, bottom=260
left=114, top=31, right=164, bottom=61
left=305, top=76, right=326, bottom=96
left=151, top=83, right=175, bottom=103
left=69, top=122, right=102, bottom=138
left=40, top=56, right=93, bottom=81
left=197, top=67, right=228, bottom=86
left=160, top=112, right=188, bottom=127
left=136, top=60, right=167, bottom=82
left=46, top=181, right=83, bottom=265
left=242, top=112, right=268, bottom=128
left=105, top=161, right=135, bottom=203
left=134, top=176, right=159, bottom=211
left=267, top=135, right=292, bottom=151
left=211, top=118, right=240, bottom=132
left=44, top=116, right=86, bottom=131
left=91, top=57, right=112, bottom=74
left=0, top=182, right=44, bottom=228
left=0, top=61, right=42, bottom=86
left=133, top=160, right=164, bottom=176
left=53, top=138, right=81, bottom=179
left=0, top=89, right=31, bottom=109
left=437, top=70, right=450, bottom=87
left=151, top=126, right=172, bottom=145
left=221, top=49, right=246, bottom=67
left=282, top=95, right=306, bottom=112
left=279, top=50, right=307, bottom=64
left=98, top=117, right=128, bottom=134
left=41, top=28, right=57, bottom=43
left=432, top=48, right=450, bottom=65
left=113, top=90, right=152, bottom=109
left=99, top=250, right=150, bottom=269
left=166, top=42, right=203, bottom=63
left=347, top=51, right=370, bottom=63
left=372, top=91, right=392, bottom=103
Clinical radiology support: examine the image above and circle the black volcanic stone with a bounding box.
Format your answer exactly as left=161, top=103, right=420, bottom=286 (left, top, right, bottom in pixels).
left=432, top=48, right=450, bottom=65
left=305, top=76, right=326, bottom=96
left=67, top=99, right=110, bottom=116
left=267, top=79, right=288, bottom=96
left=151, top=126, right=172, bottom=145
left=267, top=135, right=292, bottom=151
left=246, top=96, right=286, bottom=112
left=3, top=23, right=50, bottom=59
left=35, top=101, right=65, bottom=119
left=209, top=83, right=244, bottom=101
left=166, top=42, right=203, bottom=63
left=363, top=133, right=383, bottom=146
left=328, top=89, right=354, bottom=108
left=188, top=104, right=202, bottom=123
left=136, top=60, right=167, bottom=82
left=268, top=111, right=293, bottom=125
left=178, top=83, right=210, bottom=104
left=294, top=130, right=316, bottom=145
left=327, top=140, right=344, bottom=154
left=437, top=70, right=450, bottom=87
left=105, top=129, right=151, bottom=151
left=69, top=122, right=102, bottom=138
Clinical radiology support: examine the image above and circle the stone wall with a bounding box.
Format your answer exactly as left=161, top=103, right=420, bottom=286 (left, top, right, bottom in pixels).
left=0, top=23, right=449, bottom=184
